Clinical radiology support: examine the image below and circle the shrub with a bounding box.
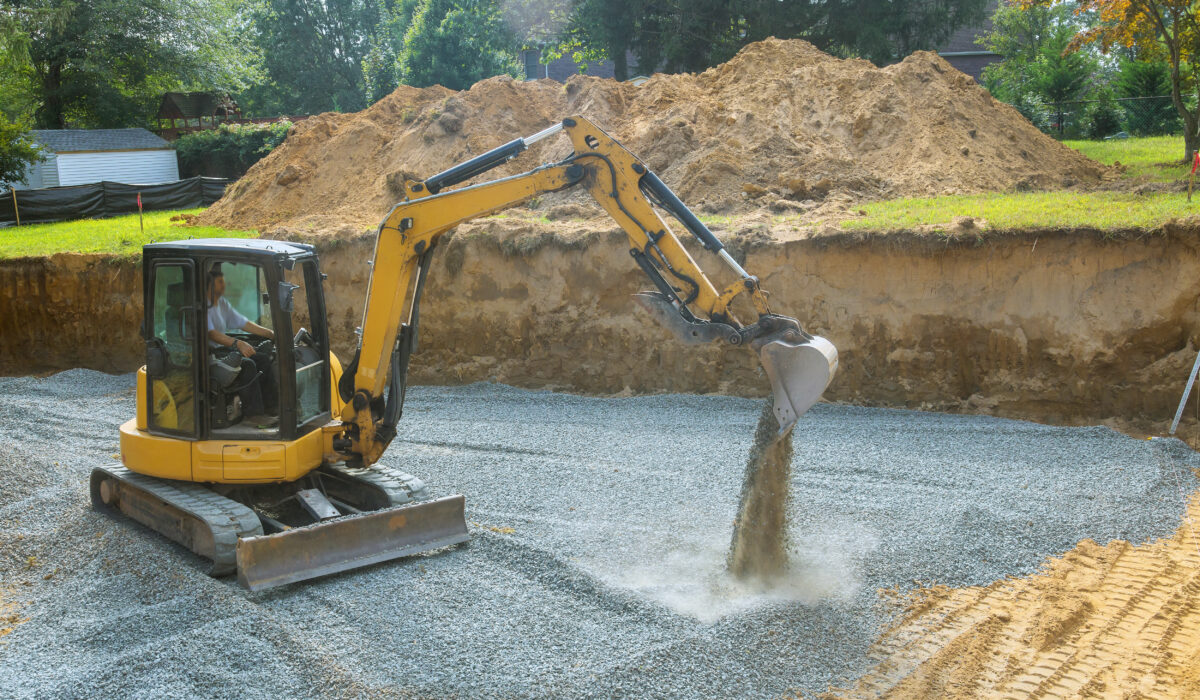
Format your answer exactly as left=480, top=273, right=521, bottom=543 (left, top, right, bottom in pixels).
left=1083, top=94, right=1123, bottom=139
left=175, top=122, right=291, bottom=179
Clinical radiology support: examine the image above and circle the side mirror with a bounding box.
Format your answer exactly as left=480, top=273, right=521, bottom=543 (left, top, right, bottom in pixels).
left=277, top=281, right=299, bottom=313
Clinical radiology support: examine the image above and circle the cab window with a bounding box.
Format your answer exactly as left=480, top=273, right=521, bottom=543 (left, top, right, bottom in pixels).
left=285, top=260, right=328, bottom=427
left=148, top=262, right=196, bottom=435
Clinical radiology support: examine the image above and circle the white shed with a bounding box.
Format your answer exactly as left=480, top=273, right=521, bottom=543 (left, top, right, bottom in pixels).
left=17, top=128, right=179, bottom=189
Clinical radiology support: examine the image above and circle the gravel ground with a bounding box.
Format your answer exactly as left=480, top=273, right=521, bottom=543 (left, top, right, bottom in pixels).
left=0, top=370, right=1196, bottom=699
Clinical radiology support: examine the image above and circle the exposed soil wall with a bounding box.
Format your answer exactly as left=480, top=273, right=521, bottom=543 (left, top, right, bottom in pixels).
left=0, top=255, right=142, bottom=376
left=4, top=223, right=1200, bottom=438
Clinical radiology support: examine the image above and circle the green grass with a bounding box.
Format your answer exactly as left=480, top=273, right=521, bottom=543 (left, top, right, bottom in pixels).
left=841, top=191, right=1197, bottom=233
left=1063, top=135, right=1190, bottom=182
left=0, top=208, right=256, bottom=259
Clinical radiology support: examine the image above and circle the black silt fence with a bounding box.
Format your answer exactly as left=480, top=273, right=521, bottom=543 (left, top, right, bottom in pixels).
left=0, top=176, right=230, bottom=225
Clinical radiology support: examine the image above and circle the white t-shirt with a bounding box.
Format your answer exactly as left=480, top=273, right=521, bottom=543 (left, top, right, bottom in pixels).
left=207, top=297, right=249, bottom=348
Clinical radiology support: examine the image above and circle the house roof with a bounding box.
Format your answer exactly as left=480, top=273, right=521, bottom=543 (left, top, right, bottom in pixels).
left=29, top=128, right=172, bottom=153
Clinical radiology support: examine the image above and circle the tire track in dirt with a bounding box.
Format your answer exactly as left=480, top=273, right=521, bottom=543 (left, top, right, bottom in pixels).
left=833, top=443, right=1200, bottom=699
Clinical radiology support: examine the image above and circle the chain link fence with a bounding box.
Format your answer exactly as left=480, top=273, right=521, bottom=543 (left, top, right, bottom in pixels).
left=1044, top=96, right=1183, bottom=140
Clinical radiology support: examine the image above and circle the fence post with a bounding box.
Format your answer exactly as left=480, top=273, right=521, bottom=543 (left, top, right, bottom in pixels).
left=10, top=189, right=18, bottom=227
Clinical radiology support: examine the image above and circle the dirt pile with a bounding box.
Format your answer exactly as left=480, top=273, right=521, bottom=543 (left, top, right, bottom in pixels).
left=836, top=437, right=1200, bottom=699
left=728, top=401, right=795, bottom=580
left=200, top=38, right=1109, bottom=235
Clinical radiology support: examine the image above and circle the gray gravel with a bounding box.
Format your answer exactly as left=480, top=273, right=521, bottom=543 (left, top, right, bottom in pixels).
left=0, top=369, right=1196, bottom=699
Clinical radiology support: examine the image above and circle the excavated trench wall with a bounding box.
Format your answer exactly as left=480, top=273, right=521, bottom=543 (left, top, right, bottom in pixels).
left=4, top=225, right=1200, bottom=432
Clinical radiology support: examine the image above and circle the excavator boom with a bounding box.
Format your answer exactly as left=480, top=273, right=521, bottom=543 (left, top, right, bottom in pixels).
left=335, top=116, right=836, bottom=469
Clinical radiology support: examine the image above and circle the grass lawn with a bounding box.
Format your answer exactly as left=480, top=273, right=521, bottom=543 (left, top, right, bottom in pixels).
left=841, top=191, right=1197, bottom=233
left=0, top=208, right=255, bottom=259
left=1063, top=135, right=1190, bottom=182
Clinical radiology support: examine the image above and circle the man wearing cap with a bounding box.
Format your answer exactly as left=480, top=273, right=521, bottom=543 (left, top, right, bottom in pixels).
left=206, top=265, right=279, bottom=427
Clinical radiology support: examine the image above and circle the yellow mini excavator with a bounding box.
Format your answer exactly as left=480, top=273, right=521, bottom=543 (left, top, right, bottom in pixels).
left=92, top=116, right=838, bottom=591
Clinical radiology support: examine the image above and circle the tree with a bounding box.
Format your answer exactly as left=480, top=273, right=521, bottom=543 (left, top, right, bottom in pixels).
left=0, top=0, right=261, bottom=129
left=1114, top=55, right=1179, bottom=134
left=544, top=0, right=642, bottom=80
left=548, top=0, right=991, bottom=80
left=397, top=0, right=521, bottom=90
left=361, top=0, right=421, bottom=103
left=244, top=0, right=384, bottom=115
left=979, top=1, right=1103, bottom=134
left=1018, top=0, right=1200, bottom=160
left=0, top=117, right=44, bottom=186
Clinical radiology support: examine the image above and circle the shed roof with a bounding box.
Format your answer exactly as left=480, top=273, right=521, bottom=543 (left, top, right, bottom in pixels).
left=30, top=128, right=172, bottom=153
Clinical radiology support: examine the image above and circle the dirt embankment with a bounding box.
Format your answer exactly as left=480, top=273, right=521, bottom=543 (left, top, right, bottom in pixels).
left=199, top=38, right=1109, bottom=237
left=5, top=222, right=1200, bottom=441
left=0, top=255, right=141, bottom=375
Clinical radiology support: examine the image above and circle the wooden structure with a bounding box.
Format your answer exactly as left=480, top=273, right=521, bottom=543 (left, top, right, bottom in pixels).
left=155, top=92, right=307, bottom=141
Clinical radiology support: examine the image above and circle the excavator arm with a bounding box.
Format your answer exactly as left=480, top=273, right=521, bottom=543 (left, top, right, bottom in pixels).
left=330, top=116, right=837, bottom=468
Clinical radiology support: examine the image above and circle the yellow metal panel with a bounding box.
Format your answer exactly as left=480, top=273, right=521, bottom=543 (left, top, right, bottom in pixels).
left=222, top=444, right=286, bottom=481
left=135, top=368, right=148, bottom=431
left=192, top=441, right=224, bottom=482
left=285, top=429, right=325, bottom=481
left=119, top=419, right=191, bottom=480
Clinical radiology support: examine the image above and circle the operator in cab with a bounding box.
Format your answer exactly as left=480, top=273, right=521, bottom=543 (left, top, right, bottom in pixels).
left=206, top=265, right=279, bottom=427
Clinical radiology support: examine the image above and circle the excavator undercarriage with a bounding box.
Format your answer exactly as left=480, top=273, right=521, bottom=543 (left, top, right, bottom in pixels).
left=91, top=462, right=468, bottom=591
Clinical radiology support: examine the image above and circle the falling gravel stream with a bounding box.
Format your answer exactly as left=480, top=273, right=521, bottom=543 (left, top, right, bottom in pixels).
left=0, top=370, right=1196, bottom=699
left=728, top=402, right=794, bottom=580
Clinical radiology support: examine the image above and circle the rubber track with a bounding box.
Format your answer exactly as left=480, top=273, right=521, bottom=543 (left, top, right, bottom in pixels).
left=322, top=463, right=430, bottom=505
left=91, top=465, right=263, bottom=576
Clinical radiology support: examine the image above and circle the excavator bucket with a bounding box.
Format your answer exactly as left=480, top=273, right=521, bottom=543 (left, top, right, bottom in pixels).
left=632, top=292, right=837, bottom=434
left=236, top=495, right=469, bottom=591
left=756, top=331, right=838, bottom=435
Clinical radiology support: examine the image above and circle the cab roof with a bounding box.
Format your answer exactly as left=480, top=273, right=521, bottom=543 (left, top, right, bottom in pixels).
left=143, top=238, right=316, bottom=258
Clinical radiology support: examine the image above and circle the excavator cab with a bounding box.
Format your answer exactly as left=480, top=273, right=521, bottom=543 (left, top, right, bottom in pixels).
left=96, top=239, right=469, bottom=591
left=141, top=239, right=332, bottom=442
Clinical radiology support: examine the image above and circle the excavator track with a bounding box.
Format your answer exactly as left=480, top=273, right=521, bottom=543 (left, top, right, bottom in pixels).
left=319, top=462, right=430, bottom=506
left=90, top=465, right=263, bottom=576
left=91, top=463, right=468, bottom=589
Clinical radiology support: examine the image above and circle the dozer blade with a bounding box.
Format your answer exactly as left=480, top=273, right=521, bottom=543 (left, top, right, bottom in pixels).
left=236, top=494, right=469, bottom=591
left=756, top=332, right=838, bottom=435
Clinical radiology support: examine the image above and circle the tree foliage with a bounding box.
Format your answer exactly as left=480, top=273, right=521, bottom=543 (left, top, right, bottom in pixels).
left=981, top=1, right=1101, bottom=105
left=0, top=117, right=44, bottom=186
left=243, top=0, right=385, bottom=116
left=0, top=0, right=261, bottom=129
left=396, top=0, right=521, bottom=90
left=1017, top=0, right=1200, bottom=159
left=548, top=0, right=991, bottom=80
left=361, top=0, right=421, bottom=103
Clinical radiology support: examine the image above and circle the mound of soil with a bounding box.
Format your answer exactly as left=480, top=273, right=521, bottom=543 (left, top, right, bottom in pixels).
left=202, top=37, right=1109, bottom=235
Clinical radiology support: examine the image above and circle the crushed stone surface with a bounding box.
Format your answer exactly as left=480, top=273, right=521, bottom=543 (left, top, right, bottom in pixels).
left=0, top=370, right=1195, bottom=699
